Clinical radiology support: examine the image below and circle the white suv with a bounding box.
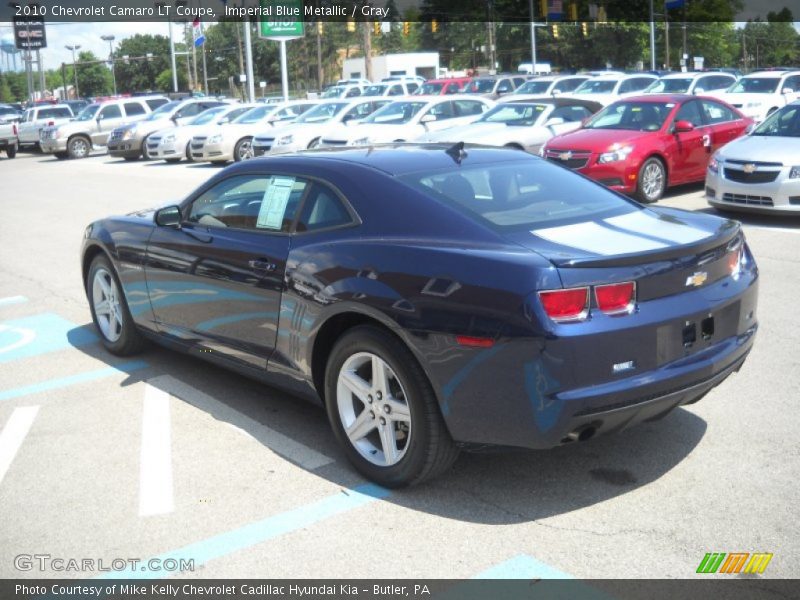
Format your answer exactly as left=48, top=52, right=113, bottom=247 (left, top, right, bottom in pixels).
left=717, top=70, right=800, bottom=122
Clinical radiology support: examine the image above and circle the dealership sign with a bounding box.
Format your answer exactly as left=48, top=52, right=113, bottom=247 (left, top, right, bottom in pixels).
left=13, top=15, right=47, bottom=50
left=258, top=0, right=305, bottom=40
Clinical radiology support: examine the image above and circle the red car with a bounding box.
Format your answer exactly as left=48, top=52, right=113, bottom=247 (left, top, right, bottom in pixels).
left=541, top=94, right=752, bottom=202
left=414, top=77, right=472, bottom=95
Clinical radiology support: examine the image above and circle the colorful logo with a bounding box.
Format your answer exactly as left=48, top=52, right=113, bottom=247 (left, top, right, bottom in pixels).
left=696, top=552, right=773, bottom=574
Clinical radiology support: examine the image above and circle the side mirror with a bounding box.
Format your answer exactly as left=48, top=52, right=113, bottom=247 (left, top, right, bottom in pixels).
left=693, top=87, right=705, bottom=94
left=782, top=88, right=794, bottom=95
left=674, top=120, right=695, bottom=133
left=544, top=117, right=565, bottom=127
left=420, top=114, right=437, bottom=123
left=155, top=205, right=182, bottom=228
left=551, top=88, right=562, bottom=96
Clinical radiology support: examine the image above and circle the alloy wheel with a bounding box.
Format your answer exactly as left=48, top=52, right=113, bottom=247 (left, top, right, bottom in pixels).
left=641, top=161, right=664, bottom=201
left=336, top=352, right=412, bottom=467
left=237, top=139, right=253, bottom=160
left=92, top=268, right=123, bottom=342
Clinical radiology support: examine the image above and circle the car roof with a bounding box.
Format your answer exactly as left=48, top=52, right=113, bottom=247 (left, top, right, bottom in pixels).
left=619, top=93, right=693, bottom=103
left=229, top=144, right=530, bottom=177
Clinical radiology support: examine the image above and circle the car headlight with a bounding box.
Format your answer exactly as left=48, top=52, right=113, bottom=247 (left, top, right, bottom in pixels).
left=598, top=145, right=634, bottom=164
left=708, top=153, right=721, bottom=173
left=789, top=166, right=800, bottom=179
left=122, top=128, right=135, bottom=140
left=352, top=137, right=370, bottom=146
left=208, top=134, right=223, bottom=144
left=276, top=134, right=294, bottom=146
left=162, top=134, right=176, bottom=143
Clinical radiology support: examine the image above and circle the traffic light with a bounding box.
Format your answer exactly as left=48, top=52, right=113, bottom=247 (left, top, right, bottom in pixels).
left=403, top=21, right=410, bottom=36
left=568, top=3, right=578, bottom=20
left=431, top=19, right=438, bottom=33
left=552, top=24, right=559, bottom=38
left=374, top=21, right=380, bottom=35
left=316, top=21, right=323, bottom=35
left=581, top=21, right=588, bottom=36
left=346, top=19, right=356, bottom=33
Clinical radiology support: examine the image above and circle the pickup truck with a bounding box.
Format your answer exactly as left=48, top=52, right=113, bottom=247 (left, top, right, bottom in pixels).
left=0, top=121, right=18, bottom=159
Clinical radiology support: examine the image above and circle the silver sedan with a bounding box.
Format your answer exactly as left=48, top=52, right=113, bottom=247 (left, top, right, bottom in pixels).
left=706, top=102, right=800, bottom=214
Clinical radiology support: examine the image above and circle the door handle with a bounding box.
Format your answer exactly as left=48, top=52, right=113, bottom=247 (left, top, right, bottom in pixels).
left=249, top=258, right=276, bottom=272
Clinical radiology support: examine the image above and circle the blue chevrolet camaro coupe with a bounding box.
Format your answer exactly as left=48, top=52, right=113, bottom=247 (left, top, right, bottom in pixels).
left=82, top=144, right=758, bottom=487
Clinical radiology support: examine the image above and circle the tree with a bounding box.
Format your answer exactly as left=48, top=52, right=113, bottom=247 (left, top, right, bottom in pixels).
left=75, top=51, right=113, bottom=97
left=112, top=34, right=171, bottom=93
left=0, top=73, right=13, bottom=102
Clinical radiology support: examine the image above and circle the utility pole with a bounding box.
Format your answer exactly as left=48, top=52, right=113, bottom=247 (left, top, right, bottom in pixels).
left=61, top=62, right=67, bottom=100
left=529, top=0, right=537, bottom=74
left=649, top=0, right=656, bottom=71
left=100, top=35, right=117, bottom=95
left=168, top=20, right=178, bottom=92
left=65, top=44, right=80, bottom=97
left=362, top=22, right=372, bottom=82
left=316, top=22, right=323, bottom=90
left=664, top=14, right=670, bottom=69
left=243, top=20, right=255, bottom=103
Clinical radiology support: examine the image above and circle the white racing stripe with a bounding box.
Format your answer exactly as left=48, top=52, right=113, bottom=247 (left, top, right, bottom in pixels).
left=139, top=385, right=174, bottom=517
left=0, top=406, right=39, bottom=485
left=147, top=375, right=334, bottom=471
left=604, top=211, right=712, bottom=244
left=532, top=221, right=668, bottom=255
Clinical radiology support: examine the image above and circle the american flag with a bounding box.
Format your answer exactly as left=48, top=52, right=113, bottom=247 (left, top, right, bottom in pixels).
left=548, top=0, right=563, bottom=21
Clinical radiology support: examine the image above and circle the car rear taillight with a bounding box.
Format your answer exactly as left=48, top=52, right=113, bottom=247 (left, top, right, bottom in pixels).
left=595, top=281, right=636, bottom=315
left=728, top=246, right=744, bottom=279
left=538, top=287, right=589, bottom=322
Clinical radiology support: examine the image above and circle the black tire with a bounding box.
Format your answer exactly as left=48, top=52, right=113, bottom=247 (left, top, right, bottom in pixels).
left=86, top=254, right=146, bottom=356
left=67, top=135, right=91, bottom=159
left=123, top=156, right=139, bottom=162
left=165, top=157, right=181, bottom=163
left=233, top=137, right=253, bottom=162
left=6, top=143, right=17, bottom=158
left=324, top=325, right=459, bottom=487
left=185, top=142, right=194, bottom=162
left=54, top=152, right=69, bottom=160
left=141, top=135, right=153, bottom=160
left=635, top=156, right=666, bottom=203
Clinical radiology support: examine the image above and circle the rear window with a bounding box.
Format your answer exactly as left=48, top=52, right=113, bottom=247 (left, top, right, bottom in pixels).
left=399, top=159, right=636, bottom=230
left=146, top=98, right=169, bottom=110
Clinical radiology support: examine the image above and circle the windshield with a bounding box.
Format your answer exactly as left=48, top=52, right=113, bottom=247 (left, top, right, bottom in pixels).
left=363, top=85, right=387, bottom=96
left=417, top=82, right=444, bottom=94
left=363, top=101, right=427, bottom=124
left=233, top=105, right=275, bottom=124
left=0, top=106, right=17, bottom=116
left=464, top=79, right=496, bottom=93
left=728, top=78, right=780, bottom=94
left=477, top=103, right=547, bottom=126
left=585, top=101, right=672, bottom=131
left=295, top=102, right=347, bottom=123
left=644, top=78, right=693, bottom=93
left=399, top=159, right=636, bottom=230
left=751, top=104, right=800, bottom=136
left=75, top=104, right=100, bottom=121
left=514, top=80, right=553, bottom=95
left=574, top=80, right=617, bottom=94
left=190, top=107, right=226, bottom=126
left=144, top=101, right=179, bottom=120
left=321, top=86, right=346, bottom=98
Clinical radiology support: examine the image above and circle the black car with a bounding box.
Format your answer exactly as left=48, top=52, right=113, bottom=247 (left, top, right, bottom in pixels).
left=82, top=145, right=758, bottom=486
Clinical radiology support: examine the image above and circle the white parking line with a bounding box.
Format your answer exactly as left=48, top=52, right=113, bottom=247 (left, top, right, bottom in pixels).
left=743, top=225, right=800, bottom=235
left=139, top=385, right=174, bottom=517
left=0, top=406, right=39, bottom=485
left=147, top=375, right=334, bottom=471
left=0, top=296, right=28, bottom=307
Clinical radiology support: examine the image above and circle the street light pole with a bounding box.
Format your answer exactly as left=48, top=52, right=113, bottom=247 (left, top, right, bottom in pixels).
left=529, top=0, right=537, bottom=74
left=649, top=0, right=656, bottom=71
left=65, top=44, right=81, bottom=98
left=100, top=35, right=117, bottom=96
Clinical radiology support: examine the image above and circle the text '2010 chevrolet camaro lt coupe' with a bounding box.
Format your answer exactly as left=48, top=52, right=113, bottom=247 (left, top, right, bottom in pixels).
left=81, top=144, right=758, bottom=487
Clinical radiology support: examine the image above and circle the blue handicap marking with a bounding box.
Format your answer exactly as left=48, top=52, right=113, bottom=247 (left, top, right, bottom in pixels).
left=0, top=313, right=97, bottom=364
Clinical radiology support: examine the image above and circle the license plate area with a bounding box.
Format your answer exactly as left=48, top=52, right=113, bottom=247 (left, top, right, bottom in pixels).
left=657, top=301, right=739, bottom=365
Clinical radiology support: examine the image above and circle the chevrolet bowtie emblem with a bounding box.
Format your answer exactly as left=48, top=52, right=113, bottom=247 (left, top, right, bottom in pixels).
left=686, top=272, right=708, bottom=287
left=559, top=151, right=573, bottom=161
left=742, top=163, right=757, bottom=173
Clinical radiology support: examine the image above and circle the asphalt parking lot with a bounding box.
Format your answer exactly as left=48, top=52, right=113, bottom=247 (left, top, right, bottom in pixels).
left=0, top=149, right=798, bottom=581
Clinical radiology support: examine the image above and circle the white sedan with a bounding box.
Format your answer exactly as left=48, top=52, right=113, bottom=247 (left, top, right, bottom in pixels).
left=251, top=98, right=391, bottom=156
left=319, top=96, right=494, bottom=147
left=416, top=98, right=601, bottom=154
left=190, top=100, right=318, bottom=163
left=567, top=74, right=658, bottom=106
left=148, top=104, right=257, bottom=162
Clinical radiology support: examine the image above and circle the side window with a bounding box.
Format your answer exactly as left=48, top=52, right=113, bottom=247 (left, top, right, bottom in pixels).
left=453, top=100, right=485, bottom=117
left=783, top=75, right=800, bottom=92
left=388, top=84, right=404, bottom=96
left=99, top=105, right=122, bottom=120
left=445, top=83, right=459, bottom=94
left=188, top=175, right=308, bottom=232
left=344, top=102, right=373, bottom=120
left=675, top=100, right=704, bottom=126
left=406, top=83, right=419, bottom=94
left=175, top=103, right=202, bottom=119
left=701, top=100, right=737, bottom=124
left=496, top=79, right=513, bottom=94
left=124, top=102, right=146, bottom=117
left=427, top=101, right=455, bottom=119
left=561, top=78, right=584, bottom=92
left=345, top=87, right=362, bottom=97
left=618, top=79, right=637, bottom=93
left=513, top=77, right=527, bottom=88
left=146, top=98, right=168, bottom=110
left=296, top=183, right=353, bottom=232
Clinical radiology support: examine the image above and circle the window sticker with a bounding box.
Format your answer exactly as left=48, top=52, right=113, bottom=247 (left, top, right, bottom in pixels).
left=257, top=176, right=296, bottom=230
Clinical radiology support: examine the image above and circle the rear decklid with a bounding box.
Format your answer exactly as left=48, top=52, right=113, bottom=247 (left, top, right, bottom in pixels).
left=506, top=206, right=742, bottom=300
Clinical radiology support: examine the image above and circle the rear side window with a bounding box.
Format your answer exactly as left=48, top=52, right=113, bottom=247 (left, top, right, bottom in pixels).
left=296, top=184, right=353, bottom=232
left=407, top=83, right=419, bottom=93
left=559, top=78, right=585, bottom=92
left=701, top=100, right=737, bottom=124
left=124, top=102, right=146, bottom=116
left=674, top=100, right=704, bottom=126
left=146, top=98, right=168, bottom=110
left=453, top=100, right=486, bottom=117
left=99, top=105, right=122, bottom=120
left=400, top=159, right=636, bottom=230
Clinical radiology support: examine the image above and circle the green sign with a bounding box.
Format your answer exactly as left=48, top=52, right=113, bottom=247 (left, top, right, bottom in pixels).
left=258, top=0, right=305, bottom=39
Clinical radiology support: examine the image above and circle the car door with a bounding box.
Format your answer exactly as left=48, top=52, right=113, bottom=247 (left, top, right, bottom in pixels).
left=93, top=104, right=125, bottom=144
left=144, top=173, right=307, bottom=368
left=18, top=109, right=36, bottom=142
left=670, top=99, right=710, bottom=183
left=700, top=99, right=748, bottom=153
